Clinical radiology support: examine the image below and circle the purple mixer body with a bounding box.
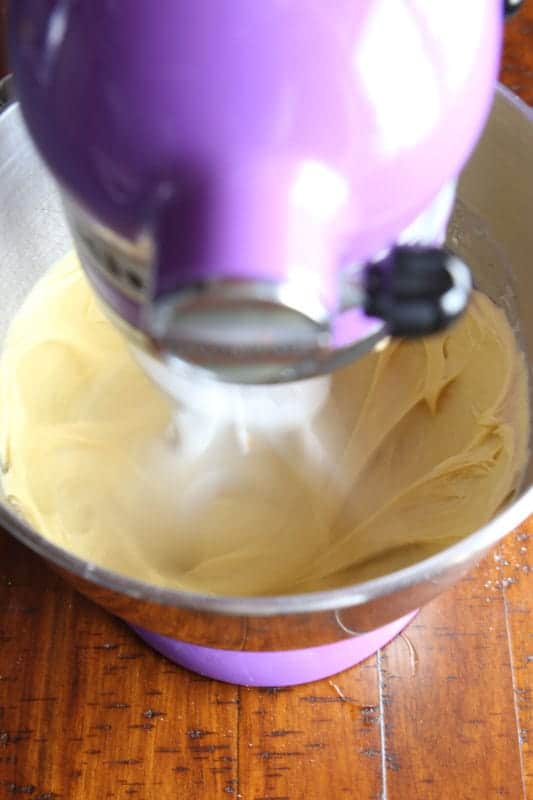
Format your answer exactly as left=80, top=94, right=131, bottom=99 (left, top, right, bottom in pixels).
left=10, top=1, right=501, bottom=324
left=132, top=612, right=418, bottom=687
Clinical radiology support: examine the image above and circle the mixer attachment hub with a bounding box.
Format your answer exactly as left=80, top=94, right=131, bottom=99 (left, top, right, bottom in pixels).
left=364, top=246, right=472, bottom=337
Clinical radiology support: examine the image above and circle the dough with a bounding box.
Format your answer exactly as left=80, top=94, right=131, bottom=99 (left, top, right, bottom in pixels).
left=0, top=253, right=529, bottom=595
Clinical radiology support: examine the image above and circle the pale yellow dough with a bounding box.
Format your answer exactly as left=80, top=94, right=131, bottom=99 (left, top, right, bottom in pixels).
left=0, top=253, right=529, bottom=595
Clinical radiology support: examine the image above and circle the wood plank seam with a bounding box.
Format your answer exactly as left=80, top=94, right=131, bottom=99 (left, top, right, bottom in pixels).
left=502, top=560, right=528, bottom=800
left=377, top=649, right=388, bottom=800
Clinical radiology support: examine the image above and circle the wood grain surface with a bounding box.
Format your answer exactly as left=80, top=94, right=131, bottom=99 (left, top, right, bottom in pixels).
left=0, top=7, right=532, bottom=800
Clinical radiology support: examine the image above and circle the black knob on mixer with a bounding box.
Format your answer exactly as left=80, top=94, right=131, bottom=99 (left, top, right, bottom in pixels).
left=504, top=0, right=524, bottom=17
left=364, top=246, right=472, bottom=337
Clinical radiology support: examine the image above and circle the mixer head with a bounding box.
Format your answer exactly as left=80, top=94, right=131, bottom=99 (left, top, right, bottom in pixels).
left=64, top=185, right=472, bottom=385
left=9, top=1, right=504, bottom=386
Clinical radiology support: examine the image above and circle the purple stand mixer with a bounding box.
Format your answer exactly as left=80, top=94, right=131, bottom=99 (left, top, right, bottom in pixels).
left=5, top=0, right=521, bottom=686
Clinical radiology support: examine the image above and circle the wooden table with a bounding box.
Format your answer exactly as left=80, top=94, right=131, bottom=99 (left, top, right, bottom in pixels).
left=0, top=9, right=532, bottom=800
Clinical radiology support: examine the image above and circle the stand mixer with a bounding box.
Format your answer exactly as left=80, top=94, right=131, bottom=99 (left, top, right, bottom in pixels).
left=2, top=0, right=531, bottom=686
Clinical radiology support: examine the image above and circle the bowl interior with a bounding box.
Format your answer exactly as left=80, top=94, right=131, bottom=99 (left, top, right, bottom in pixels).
left=0, top=87, right=531, bottom=610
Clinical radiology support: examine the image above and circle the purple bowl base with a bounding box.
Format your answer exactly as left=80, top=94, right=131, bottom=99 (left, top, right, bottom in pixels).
left=130, top=611, right=418, bottom=687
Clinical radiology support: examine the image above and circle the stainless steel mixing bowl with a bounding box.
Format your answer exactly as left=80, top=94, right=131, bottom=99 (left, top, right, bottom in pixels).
left=0, top=84, right=531, bottom=652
